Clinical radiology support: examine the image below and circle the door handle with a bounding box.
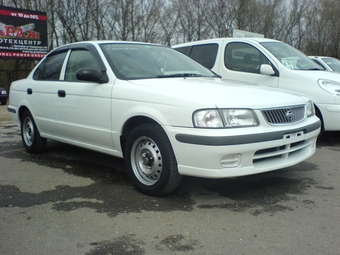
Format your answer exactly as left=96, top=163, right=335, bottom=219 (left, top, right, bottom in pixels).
left=27, top=88, right=33, bottom=94
left=58, top=90, right=66, bottom=97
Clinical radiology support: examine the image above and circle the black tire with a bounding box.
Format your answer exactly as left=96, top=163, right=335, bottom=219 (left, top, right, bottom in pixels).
left=125, top=123, right=182, bottom=196
left=21, top=110, right=47, bottom=153
left=315, top=107, right=324, bottom=137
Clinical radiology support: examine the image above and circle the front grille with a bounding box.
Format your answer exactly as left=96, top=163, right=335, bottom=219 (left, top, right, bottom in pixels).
left=261, top=106, right=305, bottom=124
left=253, top=138, right=313, bottom=168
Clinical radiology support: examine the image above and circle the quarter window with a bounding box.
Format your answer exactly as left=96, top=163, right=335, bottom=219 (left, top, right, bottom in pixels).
left=225, top=43, right=270, bottom=74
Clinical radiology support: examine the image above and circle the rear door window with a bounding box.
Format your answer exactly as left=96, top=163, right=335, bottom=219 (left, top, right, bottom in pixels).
left=175, top=44, right=218, bottom=69
left=176, top=46, right=191, bottom=56
left=189, top=44, right=218, bottom=69
left=33, top=52, right=67, bottom=80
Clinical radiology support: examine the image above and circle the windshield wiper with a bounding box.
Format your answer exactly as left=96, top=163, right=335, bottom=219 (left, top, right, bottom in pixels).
left=156, top=73, right=204, bottom=78
left=306, top=68, right=324, bottom=71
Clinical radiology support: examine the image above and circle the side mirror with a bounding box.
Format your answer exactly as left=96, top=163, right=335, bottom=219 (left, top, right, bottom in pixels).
left=260, top=64, right=275, bottom=76
left=76, top=68, right=109, bottom=83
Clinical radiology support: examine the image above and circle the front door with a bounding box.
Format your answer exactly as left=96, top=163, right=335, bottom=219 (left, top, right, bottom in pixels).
left=221, top=41, right=280, bottom=88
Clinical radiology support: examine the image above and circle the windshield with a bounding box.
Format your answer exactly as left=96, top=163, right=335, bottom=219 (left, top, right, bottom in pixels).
left=261, top=42, right=322, bottom=71
left=321, top=57, right=340, bottom=73
left=100, top=43, right=216, bottom=80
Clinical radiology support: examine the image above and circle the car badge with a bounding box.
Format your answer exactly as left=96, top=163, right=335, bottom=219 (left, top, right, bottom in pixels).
left=285, top=109, right=294, bottom=122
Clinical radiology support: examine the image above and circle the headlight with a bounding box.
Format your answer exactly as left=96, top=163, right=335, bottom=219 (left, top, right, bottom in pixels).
left=193, top=110, right=223, bottom=127
left=193, top=109, right=258, bottom=128
left=306, top=101, right=315, bottom=117
left=317, top=79, right=340, bottom=95
left=222, top=109, right=258, bottom=127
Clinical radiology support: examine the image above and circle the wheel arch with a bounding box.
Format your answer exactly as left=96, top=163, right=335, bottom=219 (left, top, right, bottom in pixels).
left=314, top=104, right=324, bottom=132
left=18, top=105, right=30, bottom=123
left=120, top=116, right=163, bottom=157
left=122, top=119, right=182, bottom=196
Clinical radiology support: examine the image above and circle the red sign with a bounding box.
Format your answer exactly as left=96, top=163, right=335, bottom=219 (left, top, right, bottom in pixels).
left=0, top=5, right=48, bottom=59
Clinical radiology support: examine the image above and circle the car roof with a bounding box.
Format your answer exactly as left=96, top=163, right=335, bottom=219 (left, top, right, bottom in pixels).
left=58, top=40, right=162, bottom=48
left=49, top=40, right=165, bottom=54
left=173, top=37, right=281, bottom=47
left=309, top=56, right=335, bottom=59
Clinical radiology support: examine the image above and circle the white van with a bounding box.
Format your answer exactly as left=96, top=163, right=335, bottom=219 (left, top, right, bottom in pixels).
left=173, top=38, right=340, bottom=131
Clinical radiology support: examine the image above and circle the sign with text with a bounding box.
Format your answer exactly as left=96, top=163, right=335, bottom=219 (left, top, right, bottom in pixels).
left=0, top=5, right=48, bottom=59
left=232, top=29, right=264, bottom=38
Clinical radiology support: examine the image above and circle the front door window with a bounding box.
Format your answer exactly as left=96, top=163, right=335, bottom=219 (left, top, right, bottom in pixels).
left=224, top=42, right=270, bottom=74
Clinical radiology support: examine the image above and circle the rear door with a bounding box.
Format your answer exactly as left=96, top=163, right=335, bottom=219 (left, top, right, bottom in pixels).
left=184, top=44, right=219, bottom=70
left=28, top=50, right=68, bottom=137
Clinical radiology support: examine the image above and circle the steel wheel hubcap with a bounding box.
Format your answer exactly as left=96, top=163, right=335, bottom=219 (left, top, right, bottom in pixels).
left=23, top=117, right=34, bottom=146
left=131, top=136, right=162, bottom=186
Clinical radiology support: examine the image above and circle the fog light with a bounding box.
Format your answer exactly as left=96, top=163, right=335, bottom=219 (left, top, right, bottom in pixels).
left=220, top=154, right=241, bottom=168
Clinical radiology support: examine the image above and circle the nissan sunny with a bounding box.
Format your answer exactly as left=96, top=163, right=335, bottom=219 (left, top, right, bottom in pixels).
left=7, top=41, right=321, bottom=196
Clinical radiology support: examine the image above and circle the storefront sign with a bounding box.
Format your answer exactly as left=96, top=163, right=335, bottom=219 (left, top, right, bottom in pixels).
left=0, top=5, right=48, bottom=59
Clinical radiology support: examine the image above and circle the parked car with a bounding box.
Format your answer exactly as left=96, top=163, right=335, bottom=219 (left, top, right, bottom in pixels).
left=7, top=41, right=320, bottom=196
left=173, top=38, right=340, bottom=132
left=0, top=86, right=8, bottom=105
left=309, top=56, right=340, bottom=73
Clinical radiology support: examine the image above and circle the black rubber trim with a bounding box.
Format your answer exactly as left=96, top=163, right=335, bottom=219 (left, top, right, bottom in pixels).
left=46, top=43, right=109, bottom=83
left=175, top=121, right=321, bottom=146
left=7, top=107, right=16, bottom=114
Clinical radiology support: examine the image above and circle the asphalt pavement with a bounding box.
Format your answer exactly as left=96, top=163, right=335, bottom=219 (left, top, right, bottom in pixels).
left=0, top=105, right=339, bottom=255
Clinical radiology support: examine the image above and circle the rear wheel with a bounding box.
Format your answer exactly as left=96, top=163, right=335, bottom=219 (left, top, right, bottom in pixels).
left=21, top=110, right=47, bottom=153
left=125, top=123, right=182, bottom=196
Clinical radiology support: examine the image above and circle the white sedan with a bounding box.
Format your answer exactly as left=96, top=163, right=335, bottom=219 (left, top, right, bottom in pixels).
left=309, top=56, right=340, bottom=73
left=7, top=41, right=321, bottom=196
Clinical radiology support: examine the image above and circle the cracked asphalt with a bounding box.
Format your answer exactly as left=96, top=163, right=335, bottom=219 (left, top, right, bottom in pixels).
left=0, top=105, right=339, bottom=255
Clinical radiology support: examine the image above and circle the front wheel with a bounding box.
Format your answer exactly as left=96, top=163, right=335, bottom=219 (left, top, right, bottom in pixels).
left=21, top=110, right=47, bottom=153
left=315, top=107, right=324, bottom=137
left=125, top=123, right=182, bottom=196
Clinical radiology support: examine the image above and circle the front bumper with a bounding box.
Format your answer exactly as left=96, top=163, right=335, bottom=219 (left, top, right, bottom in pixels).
left=317, top=103, right=340, bottom=131
left=166, top=118, right=320, bottom=178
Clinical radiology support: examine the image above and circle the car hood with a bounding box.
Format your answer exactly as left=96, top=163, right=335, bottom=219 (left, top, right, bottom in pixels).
left=124, top=77, right=309, bottom=109
left=294, top=69, right=340, bottom=82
